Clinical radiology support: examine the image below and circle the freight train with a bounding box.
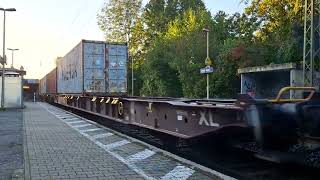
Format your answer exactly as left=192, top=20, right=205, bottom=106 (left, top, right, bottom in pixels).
left=40, top=39, right=320, bottom=168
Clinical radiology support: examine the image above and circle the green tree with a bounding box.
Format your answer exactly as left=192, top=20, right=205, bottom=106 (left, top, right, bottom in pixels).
left=137, top=0, right=208, bottom=97
left=243, top=0, right=304, bottom=63
left=97, top=0, right=142, bottom=42
left=140, top=38, right=183, bottom=97
left=164, top=8, right=213, bottom=97
left=141, top=8, right=214, bottom=98
left=141, top=7, right=258, bottom=98
left=244, top=0, right=303, bottom=34
left=142, top=0, right=206, bottom=41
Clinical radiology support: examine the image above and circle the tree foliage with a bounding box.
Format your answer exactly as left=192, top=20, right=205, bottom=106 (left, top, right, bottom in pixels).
left=97, top=0, right=142, bottom=42
left=244, top=0, right=303, bottom=34
left=98, top=0, right=308, bottom=98
left=244, top=0, right=304, bottom=63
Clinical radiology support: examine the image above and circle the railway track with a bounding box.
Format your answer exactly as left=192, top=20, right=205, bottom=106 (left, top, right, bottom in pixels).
left=53, top=102, right=319, bottom=180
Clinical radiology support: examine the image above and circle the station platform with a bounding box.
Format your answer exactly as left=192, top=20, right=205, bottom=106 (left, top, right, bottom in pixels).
left=2, top=102, right=235, bottom=180
left=0, top=108, right=23, bottom=179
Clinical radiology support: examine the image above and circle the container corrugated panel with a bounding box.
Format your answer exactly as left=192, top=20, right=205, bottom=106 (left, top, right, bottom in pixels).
left=46, top=68, right=57, bottom=94
left=57, top=42, right=82, bottom=94
left=83, top=42, right=106, bottom=93
left=108, top=79, right=126, bottom=93
left=39, top=76, right=47, bottom=94
left=109, top=69, right=126, bottom=79
left=106, top=44, right=127, bottom=93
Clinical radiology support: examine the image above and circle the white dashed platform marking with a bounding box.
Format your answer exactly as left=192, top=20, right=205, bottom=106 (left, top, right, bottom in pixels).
left=80, top=128, right=101, bottom=133
left=127, top=149, right=156, bottom=162
left=67, top=121, right=84, bottom=124
left=161, top=165, right=195, bottom=180
left=91, top=133, right=113, bottom=140
left=60, top=116, right=74, bottom=119
left=73, top=124, right=92, bottom=128
left=64, top=118, right=80, bottom=121
left=101, top=140, right=131, bottom=150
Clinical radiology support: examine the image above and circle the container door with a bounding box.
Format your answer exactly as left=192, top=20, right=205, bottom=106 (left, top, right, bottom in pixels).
left=106, top=44, right=127, bottom=93
left=83, top=42, right=106, bottom=93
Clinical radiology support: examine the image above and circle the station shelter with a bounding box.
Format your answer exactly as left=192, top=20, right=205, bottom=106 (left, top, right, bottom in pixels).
left=0, top=67, right=26, bottom=108
left=238, top=63, right=320, bottom=99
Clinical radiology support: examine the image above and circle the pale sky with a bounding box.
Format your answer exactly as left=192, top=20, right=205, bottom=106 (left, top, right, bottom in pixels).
left=0, top=0, right=245, bottom=79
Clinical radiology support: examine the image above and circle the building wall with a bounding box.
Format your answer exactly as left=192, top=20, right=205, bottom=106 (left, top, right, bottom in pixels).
left=241, top=71, right=291, bottom=99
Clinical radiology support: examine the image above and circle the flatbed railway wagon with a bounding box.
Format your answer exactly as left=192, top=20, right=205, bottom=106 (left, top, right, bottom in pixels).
left=40, top=40, right=320, bottom=168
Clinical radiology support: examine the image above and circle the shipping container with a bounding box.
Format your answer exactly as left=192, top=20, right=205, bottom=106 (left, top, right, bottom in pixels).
left=46, top=68, right=57, bottom=94
left=57, top=40, right=127, bottom=94
left=39, top=76, right=47, bottom=94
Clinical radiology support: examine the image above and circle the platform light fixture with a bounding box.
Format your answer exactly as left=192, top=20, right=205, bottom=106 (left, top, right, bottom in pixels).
left=7, top=48, right=19, bottom=68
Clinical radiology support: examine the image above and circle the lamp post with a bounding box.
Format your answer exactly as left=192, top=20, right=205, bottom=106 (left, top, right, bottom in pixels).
left=0, top=8, right=16, bottom=109
left=7, top=48, right=19, bottom=68
left=125, top=9, right=133, bottom=96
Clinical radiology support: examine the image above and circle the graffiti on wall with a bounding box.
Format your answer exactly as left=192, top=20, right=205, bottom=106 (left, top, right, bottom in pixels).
left=243, top=80, right=256, bottom=97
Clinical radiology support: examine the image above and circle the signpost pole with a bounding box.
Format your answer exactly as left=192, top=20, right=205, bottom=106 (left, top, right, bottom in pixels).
left=207, top=73, right=209, bottom=99
left=206, top=29, right=209, bottom=99
left=1, top=11, right=6, bottom=109
left=200, top=28, right=213, bottom=100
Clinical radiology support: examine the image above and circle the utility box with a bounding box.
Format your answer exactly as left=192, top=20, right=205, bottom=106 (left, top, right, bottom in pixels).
left=238, top=63, right=319, bottom=99
left=0, top=68, right=26, bottom=108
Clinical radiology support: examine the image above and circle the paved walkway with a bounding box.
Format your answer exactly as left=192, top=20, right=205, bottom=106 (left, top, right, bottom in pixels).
left=22, top=102, right=233, bottom=180
left=24, top=103, right=144, bottom=180
left=0, top=109, right=24, bottom=180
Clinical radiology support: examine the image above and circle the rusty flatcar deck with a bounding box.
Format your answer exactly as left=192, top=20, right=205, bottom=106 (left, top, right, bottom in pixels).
left=51, top=95, right=245, bottom=139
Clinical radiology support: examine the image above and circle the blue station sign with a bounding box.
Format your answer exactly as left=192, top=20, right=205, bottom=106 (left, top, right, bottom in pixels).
left=200, top=66, right=214, bottom=74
